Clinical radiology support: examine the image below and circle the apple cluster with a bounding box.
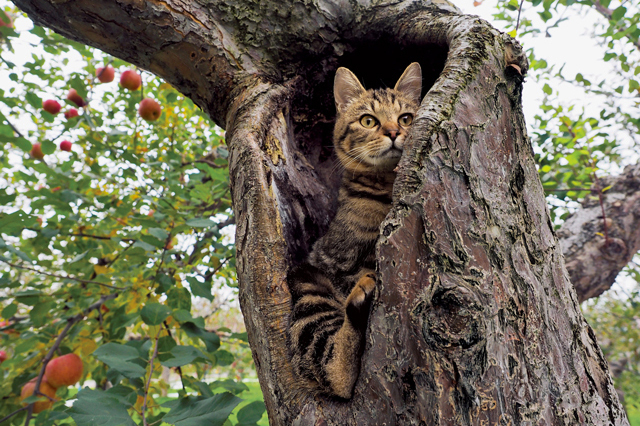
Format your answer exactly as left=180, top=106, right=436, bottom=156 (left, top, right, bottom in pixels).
left=19, top=353, right=84, bottom=413
left=34, top=66, right=163, bottom=159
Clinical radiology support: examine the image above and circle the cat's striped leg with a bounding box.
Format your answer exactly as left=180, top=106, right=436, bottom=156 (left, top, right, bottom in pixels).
left=288, top=265, right=346, bottom=394
left=288, top=266, right=376, bottom=398
left=324, top=271, right=376, bottom=398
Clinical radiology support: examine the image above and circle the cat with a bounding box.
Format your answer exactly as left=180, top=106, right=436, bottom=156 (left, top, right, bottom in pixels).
left=287, top=63, right=422, bottom=399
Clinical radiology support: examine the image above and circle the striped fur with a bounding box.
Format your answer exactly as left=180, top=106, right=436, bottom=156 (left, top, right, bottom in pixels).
left=287, top=63, right=422, bottom=399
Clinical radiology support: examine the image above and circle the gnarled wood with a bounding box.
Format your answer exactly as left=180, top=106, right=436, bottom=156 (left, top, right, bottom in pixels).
left=559, top=164, right=640, bottom=302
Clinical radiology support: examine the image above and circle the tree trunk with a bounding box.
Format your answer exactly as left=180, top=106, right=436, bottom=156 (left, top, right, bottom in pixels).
left=12, top=0, right=632, bottom=424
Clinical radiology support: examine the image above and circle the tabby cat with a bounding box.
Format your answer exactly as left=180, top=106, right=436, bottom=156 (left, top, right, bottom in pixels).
left=287, top=63, right=422, bottom=399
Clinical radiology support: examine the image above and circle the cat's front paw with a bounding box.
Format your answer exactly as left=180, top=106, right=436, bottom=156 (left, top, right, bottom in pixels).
left=345, top=273, right=376, bottom=328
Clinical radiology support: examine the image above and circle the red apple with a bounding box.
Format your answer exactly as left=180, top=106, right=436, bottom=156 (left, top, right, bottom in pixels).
left=120, top=70, right=141, bottom=91
left=42, top=100, right=61, bottom=115
left=66, top=89, right=86, bottom=107
left=0, top=350, right=7, bottom=363
left=21, top=379, right=57, bottom=413
left=60, top=140, right=72, bottom=152
left=95, top=65, right=115, bottom=83
left=64, top=108, right=79, bottom=119
left=44, top=353, right=83, bottom=387
left=30, top=143, right=44, bottom=159
left=138, top=98, right=162, bottom=122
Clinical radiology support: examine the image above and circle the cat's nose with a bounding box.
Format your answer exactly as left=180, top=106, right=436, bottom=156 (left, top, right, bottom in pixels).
left=382, top=123, right=399, bottom=141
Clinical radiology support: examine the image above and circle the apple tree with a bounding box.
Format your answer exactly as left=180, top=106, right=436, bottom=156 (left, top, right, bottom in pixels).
left=0, top=4, right=266, bottom=426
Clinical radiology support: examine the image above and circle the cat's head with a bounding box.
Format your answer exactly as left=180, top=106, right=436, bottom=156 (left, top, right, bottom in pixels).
left=333, top=63, right=422, bottom=174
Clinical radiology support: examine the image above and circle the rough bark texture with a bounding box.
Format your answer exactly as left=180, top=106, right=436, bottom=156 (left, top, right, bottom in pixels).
left=559, top=164, right=640, bottom=302
left=11, top=0, right=634, bottom=424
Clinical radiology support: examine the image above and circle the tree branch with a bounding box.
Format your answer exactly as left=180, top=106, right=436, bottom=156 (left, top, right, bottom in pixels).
left=1, top=261, right=126, bottom=290
left=559, top=163, right=640, bottom=302
left=142, top=327, right=162, bottom=426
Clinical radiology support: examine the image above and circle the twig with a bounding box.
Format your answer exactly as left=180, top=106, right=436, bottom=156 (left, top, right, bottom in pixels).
left=142, top=327, right=162, bottom=426
left=4, top=116, right=24, bottom=139
left=0, top=406, right=28, bottom=424
left=594, top=178, right=611, bottom=246
left=68, top=232, right=136, bottom=242
left=152, top=225, right=175, bottom=284
left=591, top=0, right=640, bottom=50
left=515, top=0, right=525, bottom=34
left=49, top=114, right=85, bottom=144
left=163, top=321, right=186, bottom=392
left=106, top=240, right=136, bottom=267
left=203, top=257, right=231, bottom=281
left=1, top=260, right=126, bottom=290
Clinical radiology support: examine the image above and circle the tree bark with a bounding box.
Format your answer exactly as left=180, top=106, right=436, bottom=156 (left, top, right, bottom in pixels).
left=558, top=164, right=640, bottom=302
left=11, top=0, right=633, bottom=424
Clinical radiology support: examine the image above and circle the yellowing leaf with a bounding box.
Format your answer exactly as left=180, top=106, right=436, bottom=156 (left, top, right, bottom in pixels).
left=79, top=338, right=98, bottom=356
left=94, top=264, right=109, bottom=275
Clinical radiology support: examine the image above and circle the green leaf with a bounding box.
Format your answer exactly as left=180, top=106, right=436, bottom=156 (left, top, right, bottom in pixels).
left=140, top=302, right=172, bottom=326
left=41, top=139, right=56, bottom=155
left=167, top=287, right=192, bottom=311
left=148, top=227, right=169, bottom=241
left=93, top=342, right=146, bottom=378
left=104, top=385, right=138, bottom=407
left=25, top=92, right=42, bottom=109
left=210, top=379, right=249, bottom=395
left=237, top=401, right=266, bottom=426
left=12, top=136, right=32, bottom=152
left=542, top=83, right=552, bottom=95
left=160, top=345, right=209, bottom=368
left=133, top=240, right=157, bottom=252
left=181, top=322, right=220, bottom=353
left=188, top=276, right=213, bottom=301
left=156, top=272, right=175, bottom=293
left=69, top=388, right=136, bottom=426
left=611, top=6, right=626, bottom=21
left=214, top=349, right=234, bottom=366
left=2, top=303, right=17, bottom=318
left=186, top=218, right=216, bottom=228
left=162, top=393, right=242, bottom=426
left=69, top=250, right=90, bottom=263
left=29, top=300, right=55, bottom=327
left=15, top=290, right=41, bottom=305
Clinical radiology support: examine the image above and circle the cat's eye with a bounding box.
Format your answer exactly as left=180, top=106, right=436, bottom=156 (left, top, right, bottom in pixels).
left=398, top=114, right=413, bottom=127
left=360, top=115, right=378, bottom=128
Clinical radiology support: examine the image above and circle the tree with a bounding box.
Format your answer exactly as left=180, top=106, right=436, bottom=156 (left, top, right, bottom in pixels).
left=0, top=4, right=264, bottom=425
left=3, top=0, right=636, bottom=424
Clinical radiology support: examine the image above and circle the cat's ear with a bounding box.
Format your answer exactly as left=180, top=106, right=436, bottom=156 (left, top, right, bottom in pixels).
left=394, top=62, right=422, bottom=105
left=334, top=67, right=366, bottom=113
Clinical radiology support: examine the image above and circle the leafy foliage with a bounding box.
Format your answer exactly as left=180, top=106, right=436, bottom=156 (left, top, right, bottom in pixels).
left=0, top=4, right=264, bottom=425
